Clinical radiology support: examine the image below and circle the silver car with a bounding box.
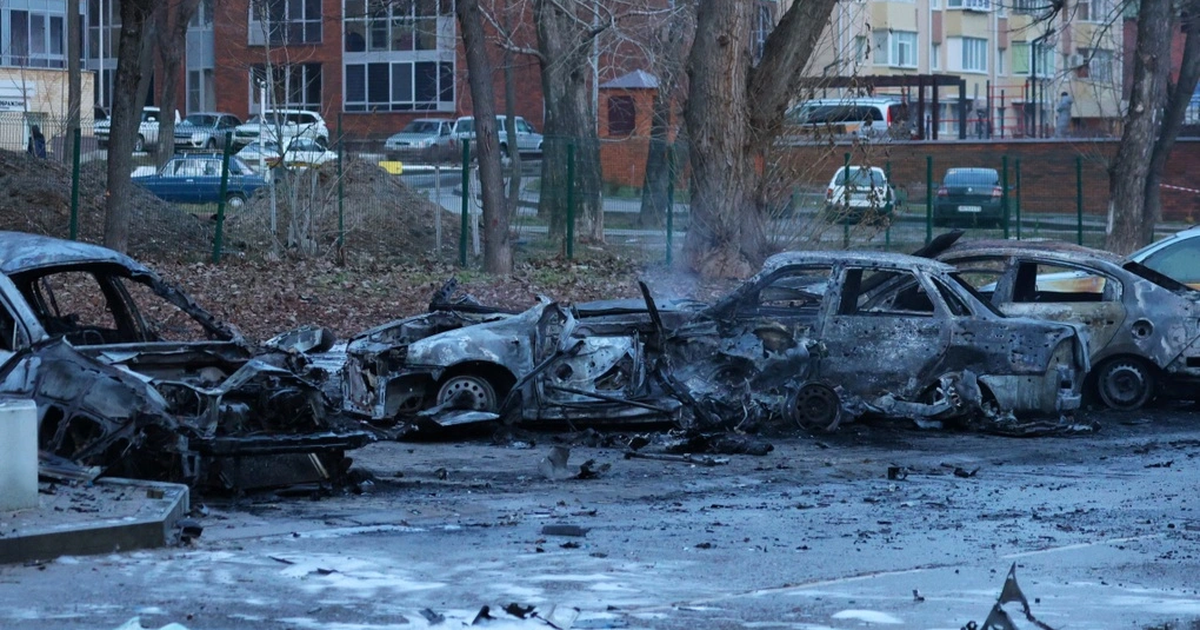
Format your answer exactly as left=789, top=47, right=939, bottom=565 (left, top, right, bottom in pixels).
left=173, top=113, right=243, bottom=150
left=384, top=118, right=457, bottom=163
left=453, top=115, right=544, bottom=158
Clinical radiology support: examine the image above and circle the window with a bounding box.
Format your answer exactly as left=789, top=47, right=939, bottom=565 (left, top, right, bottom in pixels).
left=931, top=43, right=941, bottom=70
left=344, top=0, right=452, bottom=53
left=854, top=36, right=868, bottom=64
left=190, top=0, right=214, bottom=27
left=948, top=0, right=990, bottom=10
left=752, top=2, right=774, bottom=63
left=1013, top=0, right=1049, bottom=14
left=840, top=269, right=935, bottom=316
left=250, top=64, right=322, bottom=110
left=1078, top=0, right=1112, bottom=22
left=1143, top=240, right=1200, bottom=286
left=344, top=61, right=454, bottom=111
left=997, top=47, right=1005, bottom=75
left=1012, top=262, right=1117, bottom=303
left=607, top=96, right=636, bottom=136
left=756, top=267, right=833, bottom=313
left=1078, top=48, right=1113, bottom=83
left=1011, top=42, right=1054, bottom=76
left=874, top=30, right=917, bottom=68
left=248, top=0, right=322, bottom=45
left=188, top=69, right=215, bottom=113
left=961, top=37, right=987, bottom=72
left=6, top=9, right=66, bottom=68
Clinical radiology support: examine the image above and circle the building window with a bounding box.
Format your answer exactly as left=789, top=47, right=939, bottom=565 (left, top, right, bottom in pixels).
left=607, top=96, right=636, bottom=136
left=191, top=0, right=215, bottom=27
left=1078, top=48, right=1113, bottom=83
left=752, top=2, right=774, bottom=63
left=250, top=63, right=323, bottom=110
left=997, top=47, right=1005, bottom=75
left=947, top=0, right=990, bottom=10
left=931, top=0, right=941, bottom=10
left=960, top=37, right=987, bottom=72
left=873, top=30, right=917, bottom=68
left=248, top=0, right=322, bottom=45
left=188, top=69, right=216, bottom=112
left=1011, top=42, right=1052, bottom=76
left=344, top=61, right=454, bottom=111
left=6, top=9, right=66, bottom=68
left=1013, top=0, right=1050, bottom=15
left=931, top=42, right=941, bottom=70
left=1077, top=0, right=1112, bottom=22
left=344, top=0, right=452, bottom=53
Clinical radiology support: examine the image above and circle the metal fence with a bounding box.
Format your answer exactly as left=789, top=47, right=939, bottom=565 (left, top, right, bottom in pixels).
left=1, top=113, right=1183, bottom=266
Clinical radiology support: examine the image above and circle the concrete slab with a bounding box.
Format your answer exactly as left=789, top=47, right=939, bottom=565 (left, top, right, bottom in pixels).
left=0, top=478, right=189, bottom=565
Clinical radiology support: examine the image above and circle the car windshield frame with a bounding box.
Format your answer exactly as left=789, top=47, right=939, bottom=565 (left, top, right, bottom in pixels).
left=183, top=114, right=217, bottom=126
left=836, top=168, right=886, bottom=187
left=404, top=120, right=443, bottom=134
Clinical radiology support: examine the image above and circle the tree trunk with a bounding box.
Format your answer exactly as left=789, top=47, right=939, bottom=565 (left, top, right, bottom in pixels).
left=156, top=0, right=203, bottom=168
left=458, top=0, right=512, bottom=273
left=534, top=0, right=603, bottom=245
left=502, top=2, right=523, bottom=228
left=1107, top=0, right=1174, bottom=255
left=103, top=0, right=156, bottom=252
left=639, top=11, right=695, bottom=229
left=683, top=0, right=839, bottom=277
left=1143, top=2, right=1200, bottom=244
left=65, top=0, right=81, bottom=167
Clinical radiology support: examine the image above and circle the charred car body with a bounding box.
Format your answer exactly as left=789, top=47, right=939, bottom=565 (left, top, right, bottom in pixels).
left=936, top=239, right=1200, bottom=410
left=0, top=233, right=372, bottom=490
left=342, top=252, right=1088, bottom=432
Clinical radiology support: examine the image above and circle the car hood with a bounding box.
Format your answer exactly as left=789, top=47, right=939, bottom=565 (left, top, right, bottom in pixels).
left=387, top=132, right=437, bottom=142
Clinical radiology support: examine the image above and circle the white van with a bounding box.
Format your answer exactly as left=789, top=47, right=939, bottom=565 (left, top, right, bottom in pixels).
left=785, top=97, right=910, bottom=139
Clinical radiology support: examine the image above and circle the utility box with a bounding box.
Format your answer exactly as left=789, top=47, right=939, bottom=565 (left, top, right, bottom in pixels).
left=0, top=399, right=38, bottom=511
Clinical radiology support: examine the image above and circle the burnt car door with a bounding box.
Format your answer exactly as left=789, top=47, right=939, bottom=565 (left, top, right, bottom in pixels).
left=819, top=265, right=951, bottom=400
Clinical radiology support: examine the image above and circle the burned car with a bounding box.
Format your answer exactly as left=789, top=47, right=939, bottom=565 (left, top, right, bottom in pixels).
left=935, top=239, right=1200, bottom=410
left=0, top=232, right=372, bottom=489
left=342, top=252, right=1087, bottom=432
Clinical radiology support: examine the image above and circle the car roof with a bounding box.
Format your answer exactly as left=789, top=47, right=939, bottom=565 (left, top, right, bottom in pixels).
left=945, top=167, right=998, bottom=175
left=796, top=97, right=903, bottom=105
left=761, top=250, right=955, bottom=274
left=1130, top=225, right=1200, bottom=262
left=938, top=239, right=1126, bottom=266
left=185, top=112, right=235, bottom=117
left=0, top=232, right=152, bottom=276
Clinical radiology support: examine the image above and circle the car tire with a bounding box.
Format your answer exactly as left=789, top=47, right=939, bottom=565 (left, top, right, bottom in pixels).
left=134, top=134, right=145, bottom=153
left=787, top=382, right=841, bottom=431
left=436, top=374, right=499, bottom=412
left=225, top=193, right=246, bottom=211
left=1095, top=356, right=1155, bottom=411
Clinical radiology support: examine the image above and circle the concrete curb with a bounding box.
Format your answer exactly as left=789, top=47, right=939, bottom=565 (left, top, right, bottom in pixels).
left=0, top=478, right=189, bottom=565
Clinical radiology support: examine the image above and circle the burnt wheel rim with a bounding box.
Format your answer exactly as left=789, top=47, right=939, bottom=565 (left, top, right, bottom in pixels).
left=793, top=383, right=839, bottom=428
left=1099, top=360, right=1151, bottom=410
left=437, top=375, right=497, bottom=411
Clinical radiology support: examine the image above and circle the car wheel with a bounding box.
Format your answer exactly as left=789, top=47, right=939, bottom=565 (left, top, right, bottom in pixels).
left=205, top=138, right=217, bottom=150
left=436, top=374, right=498, bottom=412
left=225, top=193, right=246, bottom=211
left=1095, top=357, right=1155, bottom=410
left=134, top=134, right=145, bottom=153
left=788, top=382, right=841, bottom=431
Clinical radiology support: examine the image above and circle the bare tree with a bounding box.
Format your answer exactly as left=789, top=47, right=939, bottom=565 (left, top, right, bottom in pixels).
left=156, top=0, right=204, bottom=167
left=461, top=0, right=514, bottom=272
left=683, top=0, right=839, bottom=277
left=1142, top=0, right=1200, bottom=244
left=1106, top=0, right=1174, bottom=254
left=637, top=3, right=695, bottom=228
left=103, top=0, right=158, bottom=252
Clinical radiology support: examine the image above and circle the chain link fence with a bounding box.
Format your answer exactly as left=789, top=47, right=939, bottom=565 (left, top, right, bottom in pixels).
left=2, top=113, right=1190, bottom=265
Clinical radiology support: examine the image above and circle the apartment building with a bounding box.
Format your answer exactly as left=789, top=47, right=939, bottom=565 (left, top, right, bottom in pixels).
left=811, top=0, right=1125, bottom=137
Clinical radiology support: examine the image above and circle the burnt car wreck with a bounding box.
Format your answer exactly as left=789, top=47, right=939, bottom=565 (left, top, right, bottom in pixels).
left=341, top=252, right=1089, bottom=434
left=0, top=233, right=372, bottom=490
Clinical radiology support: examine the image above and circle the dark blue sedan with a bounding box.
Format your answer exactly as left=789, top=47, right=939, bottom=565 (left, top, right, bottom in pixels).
left=133, top=155, right=267, bottom=209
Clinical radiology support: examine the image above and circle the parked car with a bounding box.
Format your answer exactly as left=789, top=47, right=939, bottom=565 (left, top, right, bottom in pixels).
left=934, top=238, right=1200, bottom=410
left=237, top=137, right=336, bottom=171
left=94, top=106, right=181, bottom=152
left=132, top=154, right=267, bottom=209
left=784, top=97, right=912, bottom=140
left=233, top=109, right=329, bottom=148
left=824, top=166, right=898, bottom=223
left=0, top=232, right=372, bottom=489
left=452, top=115, right=543, bottom=157
left=933, top=168, right=1005, bottom=228
left=173, top=112, right=243, bottom=150
left=340, top=252, right=1086, bottom=434
left=384, top=118, right=457, bottom=162
left=1128, top=225, right=1200, bottom=289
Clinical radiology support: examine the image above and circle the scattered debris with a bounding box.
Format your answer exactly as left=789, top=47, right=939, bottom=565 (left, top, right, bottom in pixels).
left=472, top=605, right=495, bottom=625
left=974, top=563, right=1057, bottom=630
left=541, top=524, right=590, bottom=538
left=539, top=446, right=573, bottom=480
left=887, top=466, right=909, bottom=480
left=623, top=451, right=729, bottom=467
left=913, top=589, right=925, bottom=602
left=504, top=603, right=536, bottom=619
left=419, top=608, right=446, bottom=625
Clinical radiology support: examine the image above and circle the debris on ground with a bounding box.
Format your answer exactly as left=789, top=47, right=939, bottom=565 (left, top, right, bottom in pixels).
left=970, top=563, right=1057, bottom=630
left=541, top=524, right=590, bottom=537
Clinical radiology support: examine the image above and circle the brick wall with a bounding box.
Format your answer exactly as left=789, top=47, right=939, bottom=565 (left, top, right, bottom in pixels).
left=597, top=137, right=1200, bottom=222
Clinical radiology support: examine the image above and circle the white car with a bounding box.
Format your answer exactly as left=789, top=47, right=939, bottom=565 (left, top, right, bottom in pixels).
left=452, top=115, right=543, bottom=157
left=384, top=118, right=457, bottom=162
left=232, top=109, right=329, bottom=148
left=824, top=166, right=898, bottom=223
left=236, top=137, right=336, bottom=171
left=94, top=106, right=181, bottom=153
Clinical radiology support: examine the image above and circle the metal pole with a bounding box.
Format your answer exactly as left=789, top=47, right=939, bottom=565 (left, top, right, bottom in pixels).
left=1001, top=155, right=1010, bottom=239
left=460, top=140, right=470, bottom=267
left=885, top=160, right=892, bottom=250
left=435, top=164, right=443, bottom=256
left=666, top=144, right=675, bottom=265
left=337, top=112, right=344, bottom=259
left=1015, top=158, right=1022, bottom=239
left=69, top=128, right=81, bottom=240
left=566, top=142, right=576, bottom=260
left=925, top=155, right=933, bottom=245
left=842, top=152, right=850, bottom=248
left=1076, top=155, right=1084, bottom=245
left=212, top=132, right=234, bottom=264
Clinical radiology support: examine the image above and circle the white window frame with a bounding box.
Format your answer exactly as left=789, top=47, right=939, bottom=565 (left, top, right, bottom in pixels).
left=876, top=31, right=918, bottom=68
left=250, top=63, right=323, bottom=111
left=5, top=9, right=66, bottom=68
left=342, top=0, right=457, bottom=113
left=1078, top=0, right=1113, bottom=23
left=248, top=0, right=323, bottom=46
left=1079, top=48, right=1114, bottom=83
left=961, top=37, right=988, bottom=73
left=947, top=0, right=991, bottom=10
left=931, top=42, right=941, bottom=70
